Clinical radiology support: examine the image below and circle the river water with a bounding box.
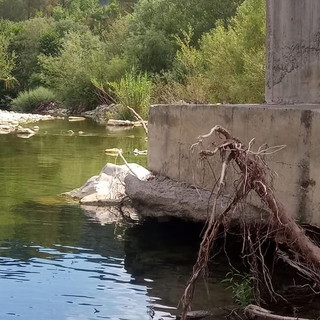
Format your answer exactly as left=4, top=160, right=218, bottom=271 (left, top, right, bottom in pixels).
left=0, top=119, right=233, bottom=320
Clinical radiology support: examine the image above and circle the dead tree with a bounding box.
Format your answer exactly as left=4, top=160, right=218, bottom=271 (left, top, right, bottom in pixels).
left=179, top=125, right=320, bottom=319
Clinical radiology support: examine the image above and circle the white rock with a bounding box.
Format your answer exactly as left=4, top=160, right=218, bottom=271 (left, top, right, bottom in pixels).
left=17, top=126, right=36, bottom=135
left=65, top=163, right=152, bottom=205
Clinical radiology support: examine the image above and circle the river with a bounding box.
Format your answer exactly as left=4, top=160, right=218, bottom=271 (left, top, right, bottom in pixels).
left=0, top=118, right=233, bottom=320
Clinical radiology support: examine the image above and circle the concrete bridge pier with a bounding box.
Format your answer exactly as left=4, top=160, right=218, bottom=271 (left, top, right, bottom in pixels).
left=147, top=0, right=320, bottom=225
left=266, top=0, right=320, bottom=104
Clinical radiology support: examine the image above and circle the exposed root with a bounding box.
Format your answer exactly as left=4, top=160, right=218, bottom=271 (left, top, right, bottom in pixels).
left=179, top=125, right=320, bottom=319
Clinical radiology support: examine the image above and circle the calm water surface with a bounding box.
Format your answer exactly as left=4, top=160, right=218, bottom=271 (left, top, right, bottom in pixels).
left=0, top=119, right=232, bottom=320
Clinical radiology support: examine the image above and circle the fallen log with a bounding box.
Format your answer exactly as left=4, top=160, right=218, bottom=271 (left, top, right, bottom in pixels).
left=245, top=304, right=311, bottom=320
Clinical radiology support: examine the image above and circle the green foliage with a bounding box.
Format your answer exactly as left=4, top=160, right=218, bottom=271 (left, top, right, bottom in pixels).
left=0, top=0, right=265, bottom=111
left=199, top=0, right=266, bottom=103
left=109, top=69, right=152, bottom=120
left=0, top=34, right=16, bottom=79
left=10, top=17, right=55, bottom=89
left=222, top=272, right=254, bottom=308
left=39, top=31, right=61, bottom=56
left=38, top=31, right=102, bottom=109
left=0, top=0, right=60, bottom=21
left=101, top=13, right=131, bottom=58
left=0, top=33, right=17, bottom=109
left=125, top=0, right=244, bottom=73
left=162, top=0, right=266, bottom=104
left=11, top=86, right=57, bottom=112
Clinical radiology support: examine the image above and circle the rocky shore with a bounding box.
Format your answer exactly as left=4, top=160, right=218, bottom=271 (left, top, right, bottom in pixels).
left=0, top=110, right=57, bottom=125
left=0, top=110, right=61, bottom=136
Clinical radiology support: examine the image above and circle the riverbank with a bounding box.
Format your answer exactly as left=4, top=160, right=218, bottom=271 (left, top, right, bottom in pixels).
left=0, top=110, right=57, bottom=125
left=0, top=110, right=62, bottom=136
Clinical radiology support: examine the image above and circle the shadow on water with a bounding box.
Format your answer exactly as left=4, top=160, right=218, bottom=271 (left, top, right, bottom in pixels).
left=0, top=200, right=234, bottom=320
left=124, top=219, right=235, bottom=316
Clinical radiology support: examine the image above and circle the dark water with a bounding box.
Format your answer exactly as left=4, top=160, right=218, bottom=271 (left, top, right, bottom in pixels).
left=0, top=119, right=233, bottom=320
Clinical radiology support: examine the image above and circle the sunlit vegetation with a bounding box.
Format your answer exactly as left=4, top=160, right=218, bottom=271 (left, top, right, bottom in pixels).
left=0, top=0, right=265, bottom=117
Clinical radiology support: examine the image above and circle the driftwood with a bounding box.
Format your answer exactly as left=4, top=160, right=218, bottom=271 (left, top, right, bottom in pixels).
left=179, top=125, right=320, bottom=320
left=245, top=305, right=312, bottom=320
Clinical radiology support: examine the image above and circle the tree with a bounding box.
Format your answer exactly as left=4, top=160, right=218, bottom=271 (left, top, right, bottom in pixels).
left=38, top=30, right=107, bottom=109
left=0, top=34, right=16, bottom=108
left=10, top=17, right=55, bottom=89
left=125, top=0, right=244, bottom=73
left=0, top=34, right=15, bottom=82
left=0, top=0, right=60, bottom=20
left=171, top=0, right=266, bottom=104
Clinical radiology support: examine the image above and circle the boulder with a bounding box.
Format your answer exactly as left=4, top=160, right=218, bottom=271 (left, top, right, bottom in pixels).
left=125, top=174, right=215, bottom=222
left=0, top=124, right=15, bottom=134
left=65, top=163, right=152, bottom=206
left=125, top=174, right=269, bottom=223
left=82, top=104, right=120, bottom=124
left=16, top=126, right=36, bottom=135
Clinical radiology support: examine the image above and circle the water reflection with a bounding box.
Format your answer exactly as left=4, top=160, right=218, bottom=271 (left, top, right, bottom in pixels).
left=0, top=205, right=175, bottom=319
left=0, top=119, right=232, bottom=319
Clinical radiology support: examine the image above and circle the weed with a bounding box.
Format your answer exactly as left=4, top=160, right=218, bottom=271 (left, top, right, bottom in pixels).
left=222, top=272, right=254, bottom=308
left=109, top=69, right=152, bottom=120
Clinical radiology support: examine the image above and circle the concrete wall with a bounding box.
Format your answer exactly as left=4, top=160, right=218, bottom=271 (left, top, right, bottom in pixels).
left=148, top=104, right=320, bottom=225
left=266, top=0, right=320, bottom=104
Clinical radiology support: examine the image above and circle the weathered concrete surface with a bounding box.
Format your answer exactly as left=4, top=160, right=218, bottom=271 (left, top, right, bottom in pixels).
left=266, top=0, right=320, bottom=104
left=148, top=104, right=320, bottom=226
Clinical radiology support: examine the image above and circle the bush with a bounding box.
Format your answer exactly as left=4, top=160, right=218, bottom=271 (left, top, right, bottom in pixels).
left=109, top=69, right=152, bottom=120
left=11, top=86, right=57, bottom=112
left=125, top=0, right=244, bottom=73
left=158, top=0, right=266, bottom=104
left=38, top=31, right=103, bottom=110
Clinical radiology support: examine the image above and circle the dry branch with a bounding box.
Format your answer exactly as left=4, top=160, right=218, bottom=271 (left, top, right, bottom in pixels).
left=127, top=106, right=148, bottom=136
left=179, top=125, right=320, bottom=319
left=245, top=305, right=312, bottom=320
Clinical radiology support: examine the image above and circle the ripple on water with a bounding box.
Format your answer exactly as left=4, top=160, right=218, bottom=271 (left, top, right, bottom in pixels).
left=0, top=244, right=176, bottom=320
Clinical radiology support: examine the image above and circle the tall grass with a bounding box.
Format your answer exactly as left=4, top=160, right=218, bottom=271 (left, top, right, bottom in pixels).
left=11, top=86, right=57, bottom=112
left=109, top=70, right=152, bottom=120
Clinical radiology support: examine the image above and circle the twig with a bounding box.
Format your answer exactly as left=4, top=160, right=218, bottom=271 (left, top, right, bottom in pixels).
left=127, top=106, right=148, bottom=135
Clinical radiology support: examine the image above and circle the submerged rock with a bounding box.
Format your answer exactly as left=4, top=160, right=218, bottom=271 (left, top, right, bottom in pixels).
left=17, top=126, right=36, bottom=135
left=81, top=203, right=138, bottom=225
left=0, top=124, right=15, bottom=134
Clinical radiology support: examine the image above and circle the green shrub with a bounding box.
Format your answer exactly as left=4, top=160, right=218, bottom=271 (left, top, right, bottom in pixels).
left=11, top=86, right=57, bottom=112
left=109, top=69, right=152, bottom=120
left=161, top=0, right=265, bottom=104
left=38, top=31, right=103, bottom=110
left=222, top=272, right=254, bottom=308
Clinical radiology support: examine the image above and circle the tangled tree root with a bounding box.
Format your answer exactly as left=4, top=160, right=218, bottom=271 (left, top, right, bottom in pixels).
left=179, top=125, right=320, bottom=319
